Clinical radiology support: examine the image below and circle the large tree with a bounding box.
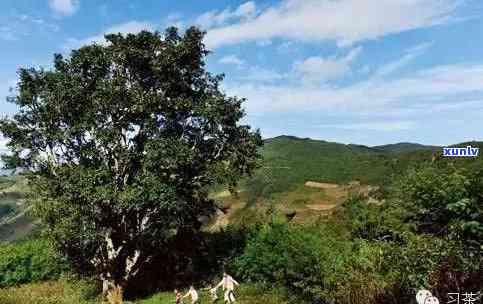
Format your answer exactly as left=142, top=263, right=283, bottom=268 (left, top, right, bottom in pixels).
left=0, top=27, right=261, bottom=300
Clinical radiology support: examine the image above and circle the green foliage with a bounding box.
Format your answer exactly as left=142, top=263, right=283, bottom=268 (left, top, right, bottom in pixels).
left=342, top=195, right=408, bottom=241
left=234, top=220, right=387, bottom=304
left=236, top=164, right=483, bottom=303
left=341, top=166, right=483, bottom=300
left=394, top=165, right=483, bottom=249
left=0, top=238, right=68, bottom=287
left=0, top=27, right=262, bottom=290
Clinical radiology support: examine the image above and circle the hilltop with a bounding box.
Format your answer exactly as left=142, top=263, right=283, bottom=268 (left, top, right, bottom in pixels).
left=373, top=142, right=439, bottom=153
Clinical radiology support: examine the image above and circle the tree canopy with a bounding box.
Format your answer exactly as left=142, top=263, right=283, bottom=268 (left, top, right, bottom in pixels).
left=0, top=27, right=262, bottom=299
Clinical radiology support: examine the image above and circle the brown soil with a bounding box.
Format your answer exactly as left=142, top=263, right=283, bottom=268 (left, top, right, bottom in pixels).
left=304, top=181, right=339, bottom=189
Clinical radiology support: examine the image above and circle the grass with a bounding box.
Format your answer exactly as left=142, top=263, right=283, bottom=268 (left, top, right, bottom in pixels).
left=0, top=280, right=290, bottom=304
left=0, top=280, right=100, bottom=304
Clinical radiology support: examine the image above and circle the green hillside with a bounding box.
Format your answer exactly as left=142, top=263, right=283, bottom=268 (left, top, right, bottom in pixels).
left=374, top=142, right=439, bottom=153
left=246, top=136, right=418, bottom=196
left=240, top=136, right=483, bottom=203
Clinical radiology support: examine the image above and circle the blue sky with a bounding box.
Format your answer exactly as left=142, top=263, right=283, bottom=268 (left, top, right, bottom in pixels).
left=1, top=0, right=483, bottom=148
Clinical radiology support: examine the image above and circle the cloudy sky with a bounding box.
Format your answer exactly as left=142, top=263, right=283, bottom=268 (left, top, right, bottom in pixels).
left=1, top=0, right=483, bottom=146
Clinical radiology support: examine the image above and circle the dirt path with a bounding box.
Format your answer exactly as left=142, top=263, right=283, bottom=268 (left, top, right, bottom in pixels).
left=305, top=203, right=337, bottom=211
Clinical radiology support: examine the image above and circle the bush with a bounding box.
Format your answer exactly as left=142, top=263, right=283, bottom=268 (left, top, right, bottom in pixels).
left=342, top=194, right=407, bottom=241
left=0, top=238, right=68, bottom=287
left=233, top=219, right=387, bottom=304
left=341, top=165, right=483, bottom=301
left=394, top=166, right=483, bottom=249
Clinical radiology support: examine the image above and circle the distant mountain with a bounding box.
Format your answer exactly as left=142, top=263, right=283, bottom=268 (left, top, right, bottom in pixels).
left=373, top=142, right=440, bottom=153
left=255, top=136, right=483, bottom=194
left=257, top=136, right=396, bottom=192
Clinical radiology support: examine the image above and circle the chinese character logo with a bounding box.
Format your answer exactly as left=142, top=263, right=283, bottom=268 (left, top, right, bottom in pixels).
left=448, top=292, right=481, bottom=304
left=417, top=289, right=481, bottom=304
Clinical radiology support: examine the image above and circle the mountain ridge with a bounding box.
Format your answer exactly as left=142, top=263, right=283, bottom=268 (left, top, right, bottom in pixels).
left=264, top=135, right=483, bottom=153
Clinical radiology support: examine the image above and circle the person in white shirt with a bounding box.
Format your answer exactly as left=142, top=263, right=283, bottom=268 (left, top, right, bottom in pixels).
left=183, top=286, right=199, bottom=304
left=215, top=273, right=240, bottom=303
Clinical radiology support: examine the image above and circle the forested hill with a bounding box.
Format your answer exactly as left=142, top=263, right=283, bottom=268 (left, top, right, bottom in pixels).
left=249, top=136, right=483, bottom=195
left=373, top=142, right=439, bottom=153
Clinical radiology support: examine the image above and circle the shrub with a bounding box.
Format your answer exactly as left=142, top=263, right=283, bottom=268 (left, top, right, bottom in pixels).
left=394, top=166, right=483, bottom=249
left=233, top=220, right=386, bottom=304
left=342, top=165, right=483, bottom=301
left=0, top=238, right=68, bottom=287
left=342, top=194, right=407, bottom=241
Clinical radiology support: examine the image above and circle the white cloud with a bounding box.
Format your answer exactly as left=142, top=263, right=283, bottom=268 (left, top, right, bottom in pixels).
left=219, top=55, right=245, bottom=66
left=239, top=66, right=286, bottom=82
left=15, top=14, right=60, bottom=33
left=294, top=47, right=362, bottom=83
left=64, top=21, right=153, bottom=50
left=195, top=1, right=257, bottom=29
left=49, top=0, right=79, bottom=17
left=0, top=26, right=16, bottom=41
left=373, top=42, right=433, bottom=77
left=204, top=0, right=460, bottom=48
left=226, top=63, right=483, bottom=113
left=319, top=121, right=417, bottom=131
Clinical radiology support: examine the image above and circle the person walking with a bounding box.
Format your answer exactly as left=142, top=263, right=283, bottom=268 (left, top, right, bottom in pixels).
left=215, top=273, right=240, bottom=303
left=174, top=289, right=184, bottom=304
left=183, top=286, right=200, bottom=304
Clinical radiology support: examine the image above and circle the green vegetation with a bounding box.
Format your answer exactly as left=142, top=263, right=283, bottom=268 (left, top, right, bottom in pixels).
left=0, top=19, right=482, bottom=303
left=0, top=238, right=67, bottom=287
left=232, top=164, right=482, bottom=303
left=0, top=280, right=288, bottom=304
left=242, top=136, right=483, bottom=200
left=0, top=28, right=262, bottom=302
left=374, top=142, right=439, bottom=153
left=0, top=136, right=482, bottom=303
left=0, top=279, right=100, bottom=304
